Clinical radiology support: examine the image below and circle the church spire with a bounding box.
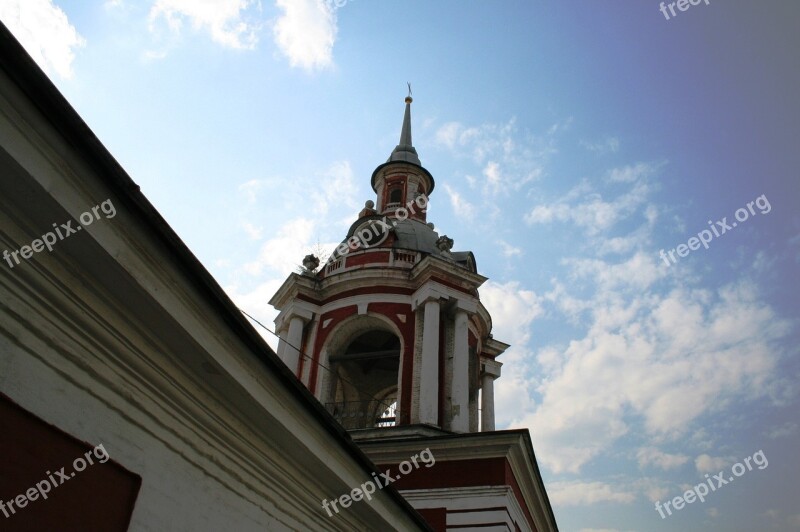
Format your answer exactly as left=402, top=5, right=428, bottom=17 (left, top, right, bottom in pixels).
left=387, top=86, right=421, bottom=166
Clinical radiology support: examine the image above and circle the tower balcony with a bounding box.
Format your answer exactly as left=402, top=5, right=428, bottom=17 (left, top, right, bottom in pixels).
left=325, top=399, right=397, bottom=430
left=323, top=247, right=420, bottom=277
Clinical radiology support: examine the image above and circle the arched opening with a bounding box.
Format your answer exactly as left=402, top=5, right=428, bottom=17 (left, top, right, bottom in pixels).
left=387, top=186, right=403, bottom=207
left=326, top=330, right=400, bottom=429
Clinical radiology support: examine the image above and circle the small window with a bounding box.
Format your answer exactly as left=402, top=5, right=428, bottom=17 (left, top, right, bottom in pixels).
left=389, top=188, right=402, bottom=204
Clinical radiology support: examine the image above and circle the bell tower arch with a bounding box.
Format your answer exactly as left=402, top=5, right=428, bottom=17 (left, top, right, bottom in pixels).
left=319, top=314, right=405, bottom=429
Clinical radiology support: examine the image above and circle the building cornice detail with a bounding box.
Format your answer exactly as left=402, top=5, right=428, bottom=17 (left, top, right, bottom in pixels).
left=481, top=358, right=503, bottom=378
left=358, top=430, right=558, bottom=532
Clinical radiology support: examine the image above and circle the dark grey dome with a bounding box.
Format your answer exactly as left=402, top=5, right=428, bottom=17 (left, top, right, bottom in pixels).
left=392, top=219, right=477, bottom=272
left=392, top=218, right=441, bottom=255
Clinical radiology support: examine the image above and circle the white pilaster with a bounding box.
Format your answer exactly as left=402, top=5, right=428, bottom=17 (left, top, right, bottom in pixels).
left=274, top=306, right=314, bottom=376
left=283, top=315, right=305, bottom=375
left=276, top=329, right=288, bottom=362
left=419, top=298, right=440, bottom=425
left=451, top=308, right=470, bottom=432
left=481, top=359, right=501, bottom=432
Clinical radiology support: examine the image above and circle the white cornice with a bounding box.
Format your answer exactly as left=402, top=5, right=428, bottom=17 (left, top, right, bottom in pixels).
left=274, top=301, right=319, bottom=331
left=481, top=358, right=503, bottom=378
left=400, top=486, right=531, bottom=532
left=358, top=430, right=558, bottom=532
left=410, top=254, right=487, bottom=288
left=485, top=337, right=511, bottom=358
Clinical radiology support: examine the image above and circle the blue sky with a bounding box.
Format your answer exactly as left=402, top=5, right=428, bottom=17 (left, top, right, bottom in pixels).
left=2, top=1, right=799, bottom=530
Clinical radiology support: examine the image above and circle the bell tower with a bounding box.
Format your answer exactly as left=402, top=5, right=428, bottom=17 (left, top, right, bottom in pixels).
left=269, top=93, right=508, bottom=434
left=268, top=93, right=558, bottom=531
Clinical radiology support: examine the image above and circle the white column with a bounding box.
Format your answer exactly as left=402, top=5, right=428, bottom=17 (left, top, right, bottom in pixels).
left=451, top=309, right=469, bottom=432
left=419, top=298, right=440, bottom=426
left=283, top=316, right=305, bottom=375
left=276, top=330, right=288, bottom=362
left=481, top=373, right=495, bottom=432
left=481, top=359, right=501, bottom=432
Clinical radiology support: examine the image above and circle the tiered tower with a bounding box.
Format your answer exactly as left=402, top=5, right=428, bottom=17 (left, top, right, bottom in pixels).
left=269, top=94, right=507, bottom=434
left=269, top=94, right=558, bottom=531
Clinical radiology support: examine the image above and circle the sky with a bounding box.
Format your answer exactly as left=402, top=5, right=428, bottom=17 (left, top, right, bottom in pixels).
left=1, top=1, right=799, bottom=530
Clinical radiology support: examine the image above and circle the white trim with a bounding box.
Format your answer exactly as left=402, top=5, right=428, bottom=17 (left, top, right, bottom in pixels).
left=320, top=293, right=411, bottom=315
left=400, top=486, right=531, bottom=532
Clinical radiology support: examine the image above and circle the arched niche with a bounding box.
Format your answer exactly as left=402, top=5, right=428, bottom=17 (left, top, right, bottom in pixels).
left=320, top=315, right=403, bottom=429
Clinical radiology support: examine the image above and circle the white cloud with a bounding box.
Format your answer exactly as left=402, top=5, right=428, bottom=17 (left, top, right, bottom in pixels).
left=236, top=160, right=358, bottom=278
left=241, top=221, right=263, bottom=240
left=766, top=421, right=798, bottom=439
left=762, top=509, right=800, bottom=528
left=498, top=240, right=522, bottom=258
left=431, top=111, right=794, bottom=524
left=480, top=280, right=543, bottom=350
left=435, top=121, right=480, bottom=151
left=548, top=481, right=636, bottom=507
left=564, top=251, right=665, bottom=293
left=238, top=160, right=357, bottom=225
left=694, top=454, right=730, bottom=474
left=516, top=277, right=790, bottom=474
left=525, top=177, right=653, bottom=236
left=0, top=0, right=85, bottom=79
left=510, top=152, right=793, bottom=476
left=148, top=0, right=260, bottom=50
left=635, top=477, right=671, bottom=503
left=239, top=178, right=265, bottom=205
left=582, top=136, right=620, bottom=154
left=442, top=183, right=476, bottom=221
left=608, top=162, right=656, bottom=183
left=273, top=0, right=336, bottom=71
left=243, top=217, right=315, bottom=276
left=480, top=280, right=543, bottom=427
left=225, top=278, right=284, bottom=349
left=764, top=509, right=781, bottom=521
left=636, top=447, right=689, bottom=471
left=494, top=372, right=536, bottom=429
left=142, top=49, right=168, bottom=61
left=311, top=160, right=358, bottom=216
left=229, top=159, right=360, bottom=347
left=597, top=234, right=641, bottom=256
left=434, top=118, right=553, bottom=195
left=483, top=161, right=502, bottom=194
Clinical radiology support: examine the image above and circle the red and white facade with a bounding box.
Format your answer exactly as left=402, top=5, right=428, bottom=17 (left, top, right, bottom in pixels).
left=270, top=96, right=559, bottom=531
